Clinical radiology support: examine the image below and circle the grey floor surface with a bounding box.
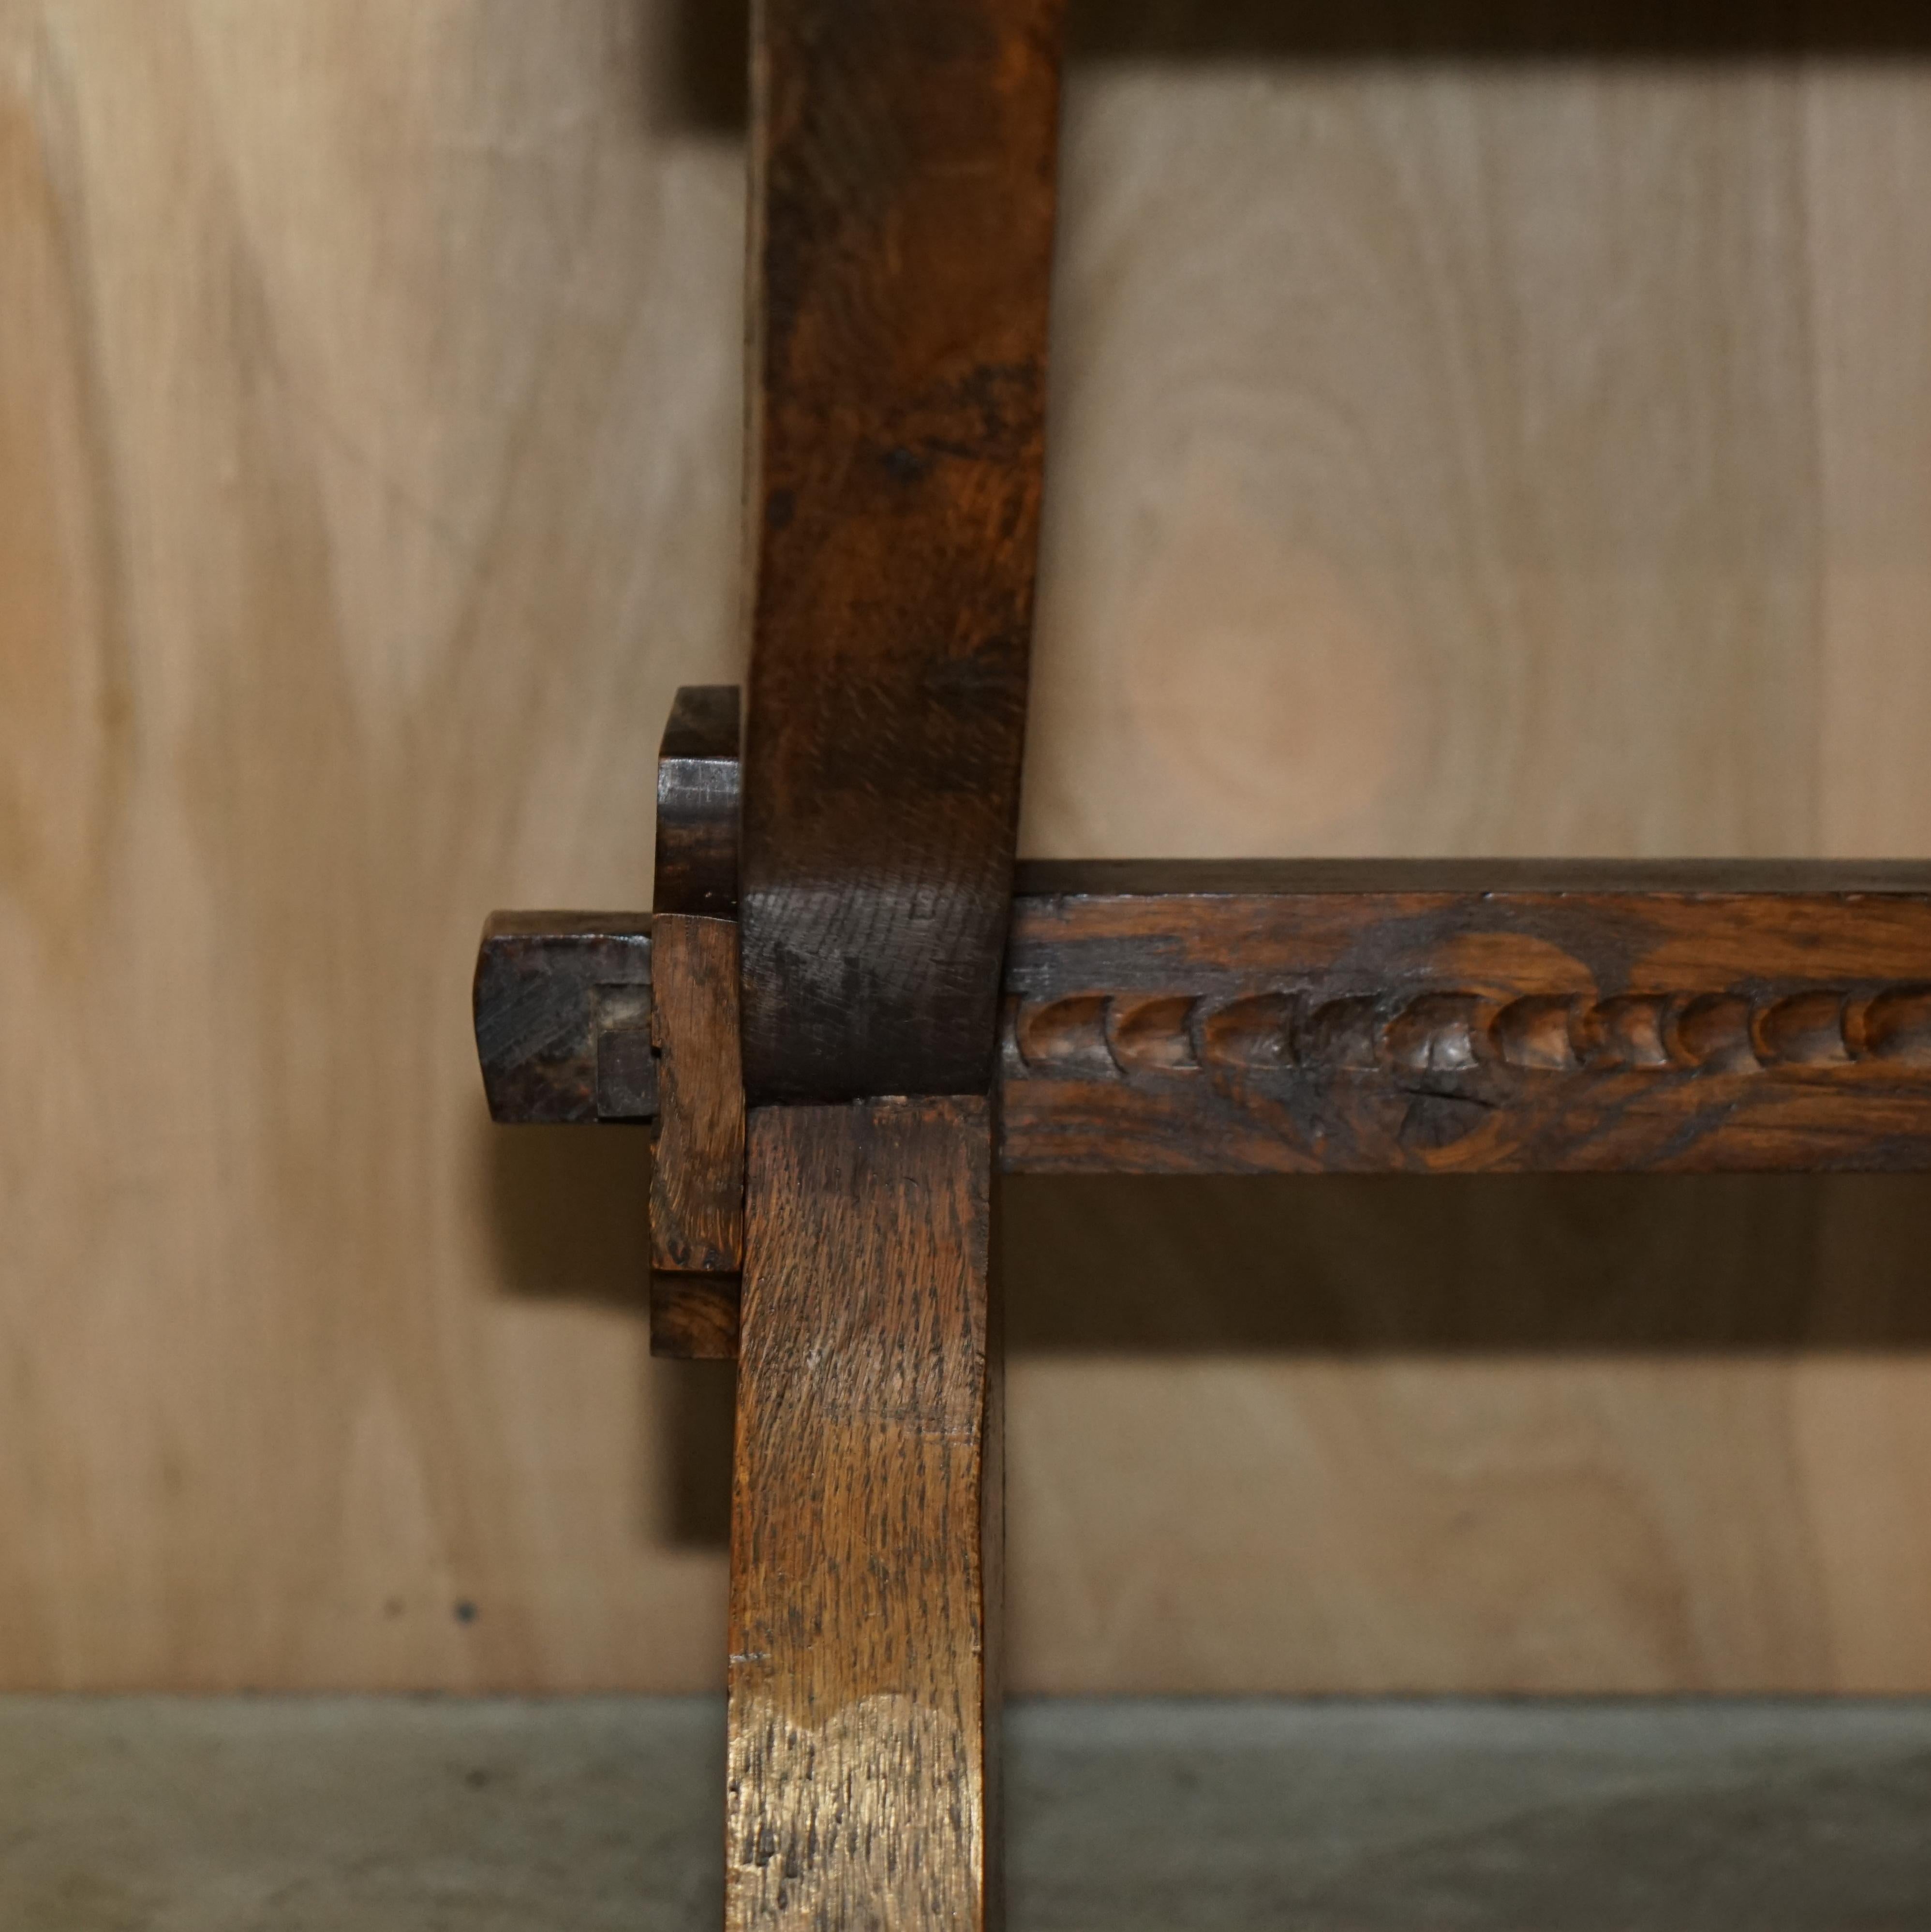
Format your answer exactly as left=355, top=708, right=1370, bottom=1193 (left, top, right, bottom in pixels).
left=3, top=1696, right=1930, bottom=1930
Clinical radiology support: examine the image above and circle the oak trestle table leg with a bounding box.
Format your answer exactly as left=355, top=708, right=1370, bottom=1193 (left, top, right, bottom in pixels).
left=717, top=0, right=1061, bottom=1918
left=728, top=1099, right=1001, bottom=1929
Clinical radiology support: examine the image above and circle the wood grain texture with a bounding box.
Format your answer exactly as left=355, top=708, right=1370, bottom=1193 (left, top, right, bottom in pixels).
left=474, top=913, right=655, bottom=1127
left=645, top=910, right=743, bottom=1361
left=0, top=0, right=745, bottom=1692
left=738, top=0, right=1065, bottom=1104
left=1796, top=72, right=1931, bottom=1698
left=1025, top=53, right=1821, bottom=862
left=647, top=682, right=744, bottom=1349
left=484, top=866, right=1931, bottom=1175
left=16, top=4, right=1931, bottom=1696
left=655, top=684, right=740, bottom=921
left=728, top=1099, right=999, bottom=1929
left=650, top=1269, right=741, bottom=1361
left=1002, top=869, right=1931, bottom=1174
left=648, top=915, right=744, bottom=1269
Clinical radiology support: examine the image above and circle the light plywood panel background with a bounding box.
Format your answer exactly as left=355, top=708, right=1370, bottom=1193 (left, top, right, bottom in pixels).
left=6, top=0, right=1931, bottom=1693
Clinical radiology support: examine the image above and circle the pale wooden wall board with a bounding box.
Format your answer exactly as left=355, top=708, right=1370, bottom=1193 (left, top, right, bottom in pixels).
left=8, top=5, right=1931, bottom=1693
left=1001, top=1173, right=1931, bottom=1694
left=0, top=0, right=744, bottom=1690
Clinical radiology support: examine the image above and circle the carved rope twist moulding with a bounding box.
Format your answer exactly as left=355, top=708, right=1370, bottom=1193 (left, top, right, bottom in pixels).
left=1007, top=985, right=1931, bottom=1082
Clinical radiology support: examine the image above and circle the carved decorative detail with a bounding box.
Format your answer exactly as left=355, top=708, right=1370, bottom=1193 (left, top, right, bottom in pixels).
left=1007, top=985, right=1931, bottom=1080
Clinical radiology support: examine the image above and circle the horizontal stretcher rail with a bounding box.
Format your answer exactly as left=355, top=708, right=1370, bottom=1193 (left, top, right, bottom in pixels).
left=477, top=861, right=1931, bottom=1175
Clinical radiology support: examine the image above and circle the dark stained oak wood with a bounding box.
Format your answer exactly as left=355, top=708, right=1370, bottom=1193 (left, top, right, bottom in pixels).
left=1011, top=858, right=1931, bottom=898
left=649, top=1269, right=740, bottom=1361
left=1002, top=863, right=1931, bottom=1175
left=479, top=861, right=1931, bottom=1177
left=655, top=685, right=740, bottom=921
left=728, top=11, right=1059, bottom=1910
left=728, top=1097, right=1000, bottom=1931
left=473, top=912, right=653, bottom=1126
left=737, top=0, right=1067, bottom=1106
left=648, top=914, right=746, bottom=1269
left=648, top=685, right=747, bottom=1356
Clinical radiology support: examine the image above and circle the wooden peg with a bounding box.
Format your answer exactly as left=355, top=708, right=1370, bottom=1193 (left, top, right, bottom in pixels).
left=649, top=686, right=746, bottom=1359
left=473, top=912, right=653, bottom=1125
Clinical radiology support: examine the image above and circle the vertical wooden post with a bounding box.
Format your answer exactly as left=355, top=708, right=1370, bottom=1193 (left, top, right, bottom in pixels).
left=728, top=0, right=1060, bottom=1917
left=737, top=0, right=1067, bottom=1109
left=728, top=1100, right=1001, bottom=1930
